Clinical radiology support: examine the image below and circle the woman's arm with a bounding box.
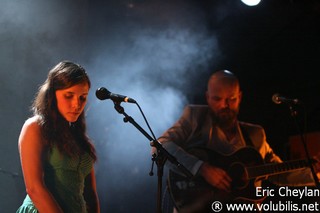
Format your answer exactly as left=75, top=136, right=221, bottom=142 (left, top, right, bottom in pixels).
left=84, top=168, right=100, bottom=213
left=19, top=117, right=63, bottom=213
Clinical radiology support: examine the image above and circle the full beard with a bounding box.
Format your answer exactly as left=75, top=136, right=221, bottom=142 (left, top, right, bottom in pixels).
left=211, top=108, right=238, bottom=129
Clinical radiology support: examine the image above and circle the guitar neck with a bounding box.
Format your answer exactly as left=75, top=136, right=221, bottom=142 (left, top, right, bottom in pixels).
left=247, top=159, right=311, bottom=179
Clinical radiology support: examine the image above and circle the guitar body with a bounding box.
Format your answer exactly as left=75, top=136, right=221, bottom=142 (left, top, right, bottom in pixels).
left=168, top=147, right=266, bottom=212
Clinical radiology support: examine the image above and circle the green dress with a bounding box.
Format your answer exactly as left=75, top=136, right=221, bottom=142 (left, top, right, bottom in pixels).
left=16, top=146, right=94, bottom=213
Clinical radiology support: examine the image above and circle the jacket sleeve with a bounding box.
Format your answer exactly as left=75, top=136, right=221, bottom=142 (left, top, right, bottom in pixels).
left=157, top=105, right=204, bottom=176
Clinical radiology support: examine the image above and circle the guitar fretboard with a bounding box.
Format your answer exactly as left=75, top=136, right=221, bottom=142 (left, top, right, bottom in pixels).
left=247, top=159, right=310, bottom=179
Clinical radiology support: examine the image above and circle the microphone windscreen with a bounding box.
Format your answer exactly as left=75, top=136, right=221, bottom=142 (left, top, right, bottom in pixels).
left=96, top=87, right=111, bottom=100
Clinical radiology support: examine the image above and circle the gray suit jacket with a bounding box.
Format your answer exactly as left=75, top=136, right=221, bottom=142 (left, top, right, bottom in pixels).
left=158, top=105, right=315, bottom=186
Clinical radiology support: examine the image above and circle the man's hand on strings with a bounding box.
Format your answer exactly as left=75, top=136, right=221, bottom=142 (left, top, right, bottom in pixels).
left=199, top=162, right=232, bottom=192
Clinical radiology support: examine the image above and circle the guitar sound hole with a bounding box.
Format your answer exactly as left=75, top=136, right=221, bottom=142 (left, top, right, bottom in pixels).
left=228, top=162, right=248, bottom=190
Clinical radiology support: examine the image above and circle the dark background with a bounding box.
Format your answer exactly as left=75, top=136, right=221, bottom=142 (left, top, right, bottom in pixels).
left=1, top=0, right=320, bottom=212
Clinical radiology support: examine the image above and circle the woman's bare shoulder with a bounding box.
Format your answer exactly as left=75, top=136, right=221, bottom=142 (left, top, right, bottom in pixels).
left=23, top=115, right=42, bottom=129
left=19, top=115, right=43, bottom=143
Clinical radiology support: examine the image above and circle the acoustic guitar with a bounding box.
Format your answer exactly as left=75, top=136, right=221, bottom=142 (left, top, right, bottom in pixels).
left=168, top=146, right=313, bottom=212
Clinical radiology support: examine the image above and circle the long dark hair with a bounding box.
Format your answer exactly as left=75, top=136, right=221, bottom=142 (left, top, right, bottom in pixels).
left=32, top=61, right=97, bottom=161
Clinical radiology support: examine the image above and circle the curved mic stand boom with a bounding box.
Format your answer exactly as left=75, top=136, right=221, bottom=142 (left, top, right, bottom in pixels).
left=112, top=101, right=193, bottom=213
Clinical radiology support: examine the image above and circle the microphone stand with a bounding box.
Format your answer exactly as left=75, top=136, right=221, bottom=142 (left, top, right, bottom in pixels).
left=113, top=102, right=193, bottom=213
left=288, top=104, right=320, bottom=188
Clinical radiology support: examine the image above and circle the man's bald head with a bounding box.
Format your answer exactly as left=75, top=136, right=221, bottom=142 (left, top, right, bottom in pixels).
left=206, top=70, right=242, bottom=128
left=207, top=70, right=239, bottom=91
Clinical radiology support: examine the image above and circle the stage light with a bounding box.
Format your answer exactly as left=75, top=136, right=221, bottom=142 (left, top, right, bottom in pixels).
left=241, top=0, right=261, bottom=6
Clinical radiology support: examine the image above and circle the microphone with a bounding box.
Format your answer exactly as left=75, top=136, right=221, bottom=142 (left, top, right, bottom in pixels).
left=272, top=93, right=299, bottom=105
left=96, top=87, right=136, bottom=103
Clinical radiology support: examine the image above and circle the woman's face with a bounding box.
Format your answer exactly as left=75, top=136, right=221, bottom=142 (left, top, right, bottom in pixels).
left=55, top=82, right=89, bottom=122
